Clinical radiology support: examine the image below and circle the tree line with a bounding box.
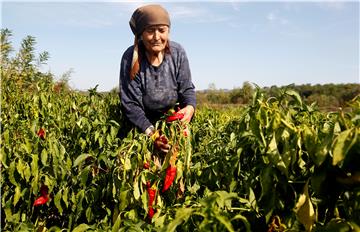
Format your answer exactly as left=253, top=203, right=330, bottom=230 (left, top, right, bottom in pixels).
left=196, top=82, right=360, bottom=110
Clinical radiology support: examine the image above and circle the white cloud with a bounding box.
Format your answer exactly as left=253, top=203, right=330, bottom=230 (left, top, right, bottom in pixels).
left=167, top=5, right=206, bottom=19
left=317, top=2, right=347, bottom=11
left=164, top=4, right=231, bottom=24
left=267, top=12, right=276, bottom=21
left=266, top=11, right=290, bottom=26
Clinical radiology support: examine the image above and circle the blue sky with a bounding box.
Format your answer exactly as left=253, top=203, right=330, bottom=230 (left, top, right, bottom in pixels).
left=2, top=1, right=359, bottom=91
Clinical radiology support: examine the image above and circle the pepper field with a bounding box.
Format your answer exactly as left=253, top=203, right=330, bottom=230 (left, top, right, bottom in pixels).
left=1, top=30, right=360, bottom=231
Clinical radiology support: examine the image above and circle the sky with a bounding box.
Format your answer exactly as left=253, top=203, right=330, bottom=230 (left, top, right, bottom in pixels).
left=2, top=1, right=359, bottom=91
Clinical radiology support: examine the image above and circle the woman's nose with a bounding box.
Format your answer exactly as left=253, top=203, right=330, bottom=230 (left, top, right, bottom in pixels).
left=154, top=30, right=160, bottom=40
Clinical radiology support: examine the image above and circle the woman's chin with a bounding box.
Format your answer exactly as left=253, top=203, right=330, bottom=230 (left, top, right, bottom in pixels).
left=150, top=46, right=165, bottom=53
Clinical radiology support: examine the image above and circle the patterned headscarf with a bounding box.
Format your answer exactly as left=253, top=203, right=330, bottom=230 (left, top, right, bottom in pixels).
left=129, top=4, right=171, bottom=80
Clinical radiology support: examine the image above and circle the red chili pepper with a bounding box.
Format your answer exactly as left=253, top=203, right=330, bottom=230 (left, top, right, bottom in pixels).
left=160, top=135, right=168, bottom=144
left=166, top=112, right=184, bottom=123
left=37, top=128, right=46, bottom=139
left=162, top=165, right=177, bottom=192
left=148, top=207, right=155, bottom=219
left=147, top=181, right=157, bottom=219
left=33, top=185, right=49, bottom=206
left=143, top=161, right=150, bottom=169
left=147, top=183, right=156, bottom=206
left=33, top=195, right=49, bottom=206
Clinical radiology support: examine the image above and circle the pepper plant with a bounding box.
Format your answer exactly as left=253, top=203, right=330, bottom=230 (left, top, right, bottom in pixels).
left=1, top=29, right=359, bottom=231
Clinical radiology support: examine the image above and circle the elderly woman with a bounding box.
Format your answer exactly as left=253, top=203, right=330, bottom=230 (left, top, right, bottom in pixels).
left=119, top=4, right=196, bottom=151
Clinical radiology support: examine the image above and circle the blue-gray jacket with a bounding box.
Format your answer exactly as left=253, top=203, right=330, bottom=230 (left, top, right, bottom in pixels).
left=119, top=41, right=196, bottom=132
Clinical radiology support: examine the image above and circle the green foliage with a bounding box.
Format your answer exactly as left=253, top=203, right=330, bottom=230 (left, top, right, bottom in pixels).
left=1, top=29, right=122, bottom=230
left=1, top=30, right=359, bottom=231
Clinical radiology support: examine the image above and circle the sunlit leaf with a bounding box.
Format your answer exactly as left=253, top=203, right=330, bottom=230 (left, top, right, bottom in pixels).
left=73, top=154, right=91, bottom=167
left=286, top=89, right=303, bottom=108
left=72, top=223, right=90, bottom=232
left=54, top=189, right=63, bottom=215
left=294, top=180, right=315, bottom=232
left=24, top=163, right=31, bottom=182
left=112, top=213, right=122, bottom=232
left=266, top=134, right=287, bottom=176
left=124, top=157, right=131, bottom=171
left=41, top=149, right=48, bottom=166
left=133, top=177, right=140, bottom=201
left=62, top=187, right=69, bottom=208
left=13, top=185, right=21, bottom=206
left=249, top=188, right=257, bottom=211
left=119, top=189, right=129, bottom=211
left=164, top=208, right=194, bottom=232
left=332, top=129, right=356, bottom=166
left=9, top=161, right=18, bottom=186
left=215, top=213, right=234, bottom=232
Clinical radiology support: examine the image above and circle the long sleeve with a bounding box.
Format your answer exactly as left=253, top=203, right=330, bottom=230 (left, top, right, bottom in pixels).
left=119, top=47, right=153, bottom=132
left=175, top=45, right=196, bottom=108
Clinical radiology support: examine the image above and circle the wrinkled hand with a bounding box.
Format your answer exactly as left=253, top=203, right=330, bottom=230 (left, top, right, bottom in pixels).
left=178, top=105, right=195, bottom=123
left=154, top=135, right=170, bottom=153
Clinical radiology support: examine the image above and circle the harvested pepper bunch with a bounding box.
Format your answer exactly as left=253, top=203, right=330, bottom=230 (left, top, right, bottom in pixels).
left=140, top=107, right=192, bottom=222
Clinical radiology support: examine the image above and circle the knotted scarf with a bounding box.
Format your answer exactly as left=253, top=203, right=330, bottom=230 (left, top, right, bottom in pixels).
left=129, top=4, right=171, bottom=80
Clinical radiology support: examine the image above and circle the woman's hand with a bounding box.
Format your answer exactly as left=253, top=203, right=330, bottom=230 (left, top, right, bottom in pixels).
left=154, top=135, right=170, bottom=153
left=147, top=127, right=170, bottom=153
left=178, top=105, right=195, bottom=123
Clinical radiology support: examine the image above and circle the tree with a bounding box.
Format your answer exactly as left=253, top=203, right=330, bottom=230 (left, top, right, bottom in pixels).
left=1, top=28, right=53, bottom=92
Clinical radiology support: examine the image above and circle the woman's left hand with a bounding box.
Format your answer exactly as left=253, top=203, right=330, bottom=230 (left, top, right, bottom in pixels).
left=178, top=105, right=195, bottom=123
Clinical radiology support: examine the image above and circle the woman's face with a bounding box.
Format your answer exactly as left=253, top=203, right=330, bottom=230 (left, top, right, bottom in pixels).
left=142, top=25, right=169, bottom=54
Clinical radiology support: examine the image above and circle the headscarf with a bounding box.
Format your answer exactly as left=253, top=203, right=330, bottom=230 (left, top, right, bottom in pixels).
left=129, top=4, right=171, bottom=80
